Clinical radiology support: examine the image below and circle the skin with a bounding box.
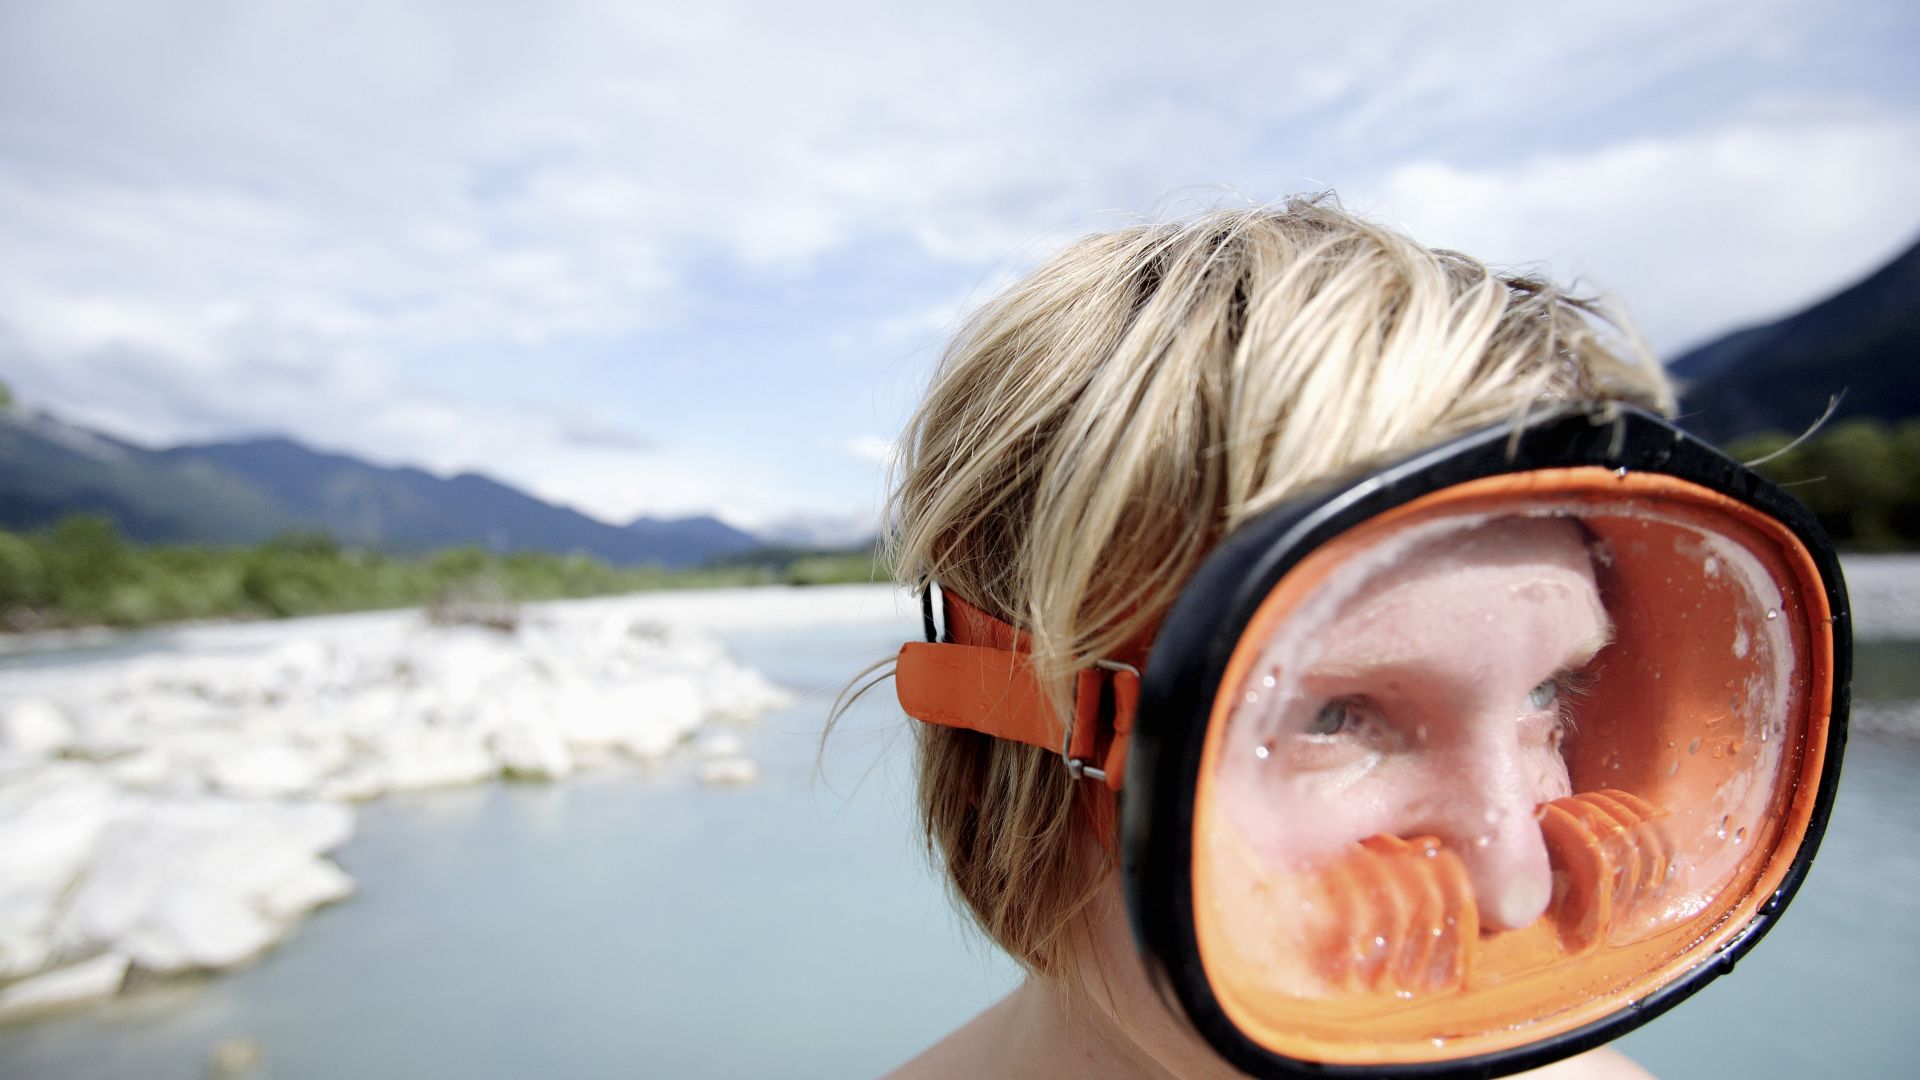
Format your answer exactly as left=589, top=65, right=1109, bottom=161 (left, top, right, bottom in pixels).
left=1218, top=517, right=1611, bottom=931
left=889, top=519, right=1656, bottom=1079
left=886, top=875, right=1652, bottom=1078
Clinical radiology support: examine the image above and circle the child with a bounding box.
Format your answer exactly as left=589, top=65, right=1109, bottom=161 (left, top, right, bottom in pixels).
left=868, top=197, right=1840, bottom=1079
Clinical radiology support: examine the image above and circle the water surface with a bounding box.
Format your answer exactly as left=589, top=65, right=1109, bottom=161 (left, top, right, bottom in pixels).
left=1, top=618, right=1915, bottom=1078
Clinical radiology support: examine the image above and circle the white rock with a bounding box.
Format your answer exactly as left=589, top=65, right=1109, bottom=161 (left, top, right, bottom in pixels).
left=1, top=698, right=72, bottom=756
left=51, top=797, right=353, bottom=974
left=259, top=639, right=333, bottom=691
left=490, top=724, right=573, bottom=781
left=316, top=769, right=387, bottom=803
left=256, top=859, right=355, bottom=921
left=695, top=757, right=760, bottom=786
left=206, top=741, right=330, bottom=799
left=0, top=766, right=119, bottom=978
left=704, top=667, right=793, bottom=721
left=117, top=885, right=280, bottom=973
left=555, top=679, right=702, bottom=760
left=373, top=732, right=497, bottom=792
left=210, top=1036, right=264, bottom=1077
left=106, top=747, right=174, bottom=790
left=0, top=952, right=129, bottom=1020
left=0, top=584, right=853, bottom=1004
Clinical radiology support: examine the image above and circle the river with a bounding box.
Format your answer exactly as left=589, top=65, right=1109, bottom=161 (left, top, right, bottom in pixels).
left=1, top=595, right=1916, bottom=1078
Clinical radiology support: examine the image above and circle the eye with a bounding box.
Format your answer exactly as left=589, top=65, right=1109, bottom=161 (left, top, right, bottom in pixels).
left=1304, top=698, right=1369, bottom=737
left=1282, top=697, right=1398, bottom=770
left=1526, top=678, right=1560, bottom=712
left=1529, top=667, right=1595, bottom=715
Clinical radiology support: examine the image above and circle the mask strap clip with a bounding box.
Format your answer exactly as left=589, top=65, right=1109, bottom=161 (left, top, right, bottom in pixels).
left=1062, top=658, right=1140, bottom=783
left=896, top=584, right=1143, bottom=791
left=920, top=580, right=947, bottom=644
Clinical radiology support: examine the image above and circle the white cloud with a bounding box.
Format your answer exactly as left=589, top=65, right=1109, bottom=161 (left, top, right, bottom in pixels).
left=845, top=436, right=897, bottom=467
left=1361, top=112, right=1920, bottom=352
left=0, top=0, right=1912, bottom=521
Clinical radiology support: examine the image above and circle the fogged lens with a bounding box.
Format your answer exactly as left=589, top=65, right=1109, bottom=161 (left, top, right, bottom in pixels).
left=1189, top=469, right=1836, bottom=1066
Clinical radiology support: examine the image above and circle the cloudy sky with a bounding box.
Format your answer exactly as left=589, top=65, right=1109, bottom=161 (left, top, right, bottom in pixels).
left=2, top=1, right=1915, bottom=535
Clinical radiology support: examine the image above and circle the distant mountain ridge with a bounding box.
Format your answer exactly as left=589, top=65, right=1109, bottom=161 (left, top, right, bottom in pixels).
left=0, top=411, right=760, bottom=568
left=1671, top=236, right=1920, bottom=442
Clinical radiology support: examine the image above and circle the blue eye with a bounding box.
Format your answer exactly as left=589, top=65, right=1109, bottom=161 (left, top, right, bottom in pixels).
left=1305, top=699, right=1363, bottom=736
left=1526, top=678, right=1560, bottom=711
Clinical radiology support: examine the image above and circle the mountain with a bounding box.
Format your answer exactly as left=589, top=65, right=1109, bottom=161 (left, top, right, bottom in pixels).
left=1671, top=236, right=1920, bottom=442
left=0, top=412, right=300, bottom=544
left=624, top=514, right=762, bottom=562
left=0, top=411, right=759, bottom=567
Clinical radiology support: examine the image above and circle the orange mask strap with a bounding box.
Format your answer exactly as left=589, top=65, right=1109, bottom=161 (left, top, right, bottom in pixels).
left=894, top=587, right=1140, bottom=790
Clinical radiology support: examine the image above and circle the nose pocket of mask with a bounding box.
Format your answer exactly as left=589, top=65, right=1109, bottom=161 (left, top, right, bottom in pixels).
left=1311, top=835, right=1478, bottom=996
left=1538, top=790, right=1676, bottom=952
left=1299, top=789, right=1677, bottom=1002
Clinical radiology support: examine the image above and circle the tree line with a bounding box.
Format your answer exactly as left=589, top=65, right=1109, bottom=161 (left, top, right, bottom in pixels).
left=2, top=418, right=1911, bottom=632
left=0, top=516, right=886, bottom=632
left=1727, top=418, right=1920, bottom=550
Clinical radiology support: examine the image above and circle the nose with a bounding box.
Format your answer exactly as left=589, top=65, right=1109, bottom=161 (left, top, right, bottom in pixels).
left=1415, top=734, right=1557, bottom=932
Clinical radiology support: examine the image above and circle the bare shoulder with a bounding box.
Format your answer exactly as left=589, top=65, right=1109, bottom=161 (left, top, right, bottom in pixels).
left=1519, top=1047, right=1658, bottom=1080
left=881, top=993, right=1023, bottom=1080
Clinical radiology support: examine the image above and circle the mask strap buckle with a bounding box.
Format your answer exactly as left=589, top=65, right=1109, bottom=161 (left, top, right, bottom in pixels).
left=896, top=583, right=1143, bottom=790
left=1062, top=658, right=1140, bottom=783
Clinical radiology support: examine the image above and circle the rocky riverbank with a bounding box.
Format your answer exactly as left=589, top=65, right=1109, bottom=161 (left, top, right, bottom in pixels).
left=0, top=584, right=909, bottom=1019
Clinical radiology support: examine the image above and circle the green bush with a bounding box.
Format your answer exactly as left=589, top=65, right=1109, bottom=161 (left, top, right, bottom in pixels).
left=1726, top=418, right=1920, bottom=550
left=0, top=518, right=889, bottom=631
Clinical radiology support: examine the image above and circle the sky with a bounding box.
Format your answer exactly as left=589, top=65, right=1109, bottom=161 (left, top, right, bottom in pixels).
left=1, top=1, right=1916, bottom=537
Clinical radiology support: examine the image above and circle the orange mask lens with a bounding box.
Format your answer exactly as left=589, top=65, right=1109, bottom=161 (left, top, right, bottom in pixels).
left=1190, top=469, right=1835, bottom=1066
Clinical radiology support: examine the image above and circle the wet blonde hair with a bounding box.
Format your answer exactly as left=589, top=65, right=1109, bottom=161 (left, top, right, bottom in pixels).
left=881, top=196, right=1674, bottom=981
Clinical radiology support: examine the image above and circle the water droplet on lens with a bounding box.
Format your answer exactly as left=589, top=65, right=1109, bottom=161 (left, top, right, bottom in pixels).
left=1245, top=690, right=1259, bottom=704
left=1262, top=674, right=1276, bottom=689
left=1765, top=609, right=1779, bottom=621
left=1613, top=466, right=1629, bottom=479
left=1667, top=760, right=1680, bottom=777
left=1254, top=744, right=1270, bottom=761
left=1734, top=827, right=1747, bottom=845
left=1689, top=737, right=1701, bottom=755
left=1716, top=815, right=1730, bottom=840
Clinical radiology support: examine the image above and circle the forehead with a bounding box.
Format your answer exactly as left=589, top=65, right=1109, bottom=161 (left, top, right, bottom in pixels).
left=1347, top=517, right=1596, bottom=598
left=1312, top=518, right=1607, bottom=675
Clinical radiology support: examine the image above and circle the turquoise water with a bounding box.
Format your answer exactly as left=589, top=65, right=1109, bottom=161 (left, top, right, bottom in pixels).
left=1, top=617, right=1917, bottom=1078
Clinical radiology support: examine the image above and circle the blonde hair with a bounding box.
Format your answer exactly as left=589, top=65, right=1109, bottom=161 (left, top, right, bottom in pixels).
left=879, top=195, right=1673, bottom=981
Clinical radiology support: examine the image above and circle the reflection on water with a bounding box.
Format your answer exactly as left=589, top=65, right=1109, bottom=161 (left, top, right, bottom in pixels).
left=0, top=623, right=1915, bottom=1079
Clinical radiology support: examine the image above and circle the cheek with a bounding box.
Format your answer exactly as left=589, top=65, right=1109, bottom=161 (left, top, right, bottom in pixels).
left=1219, top=768, right=1388, bottom=866
left=1264, top=767, right=1425, bottom=860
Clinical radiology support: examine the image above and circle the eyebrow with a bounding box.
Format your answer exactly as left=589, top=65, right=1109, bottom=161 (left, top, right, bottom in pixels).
left=1304, top=611, right=1617, bottom=683
left=1573, top=613, right=1617, bottom=664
